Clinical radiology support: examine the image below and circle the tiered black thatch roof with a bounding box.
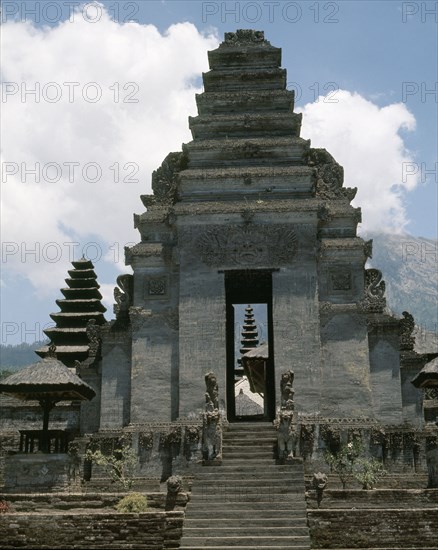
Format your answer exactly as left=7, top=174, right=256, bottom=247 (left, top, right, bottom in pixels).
left=36, top=258, right=107, bottom=367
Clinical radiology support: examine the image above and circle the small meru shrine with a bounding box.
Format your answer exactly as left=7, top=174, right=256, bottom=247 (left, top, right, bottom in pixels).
left=2, top=30, right=437, bottom=499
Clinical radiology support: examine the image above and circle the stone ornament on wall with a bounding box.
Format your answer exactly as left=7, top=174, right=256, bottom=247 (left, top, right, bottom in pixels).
left=196, top=224, right=298, bottom=267
left=224, top=29, right=267, bottom=45
left=357, top=268, right=386, bottom=313
left=364, top=239, right=373, bottom=259
left=307, top=148, right=357, bottom=202
left=145, top=276, right=167, bottom=297
left=330, top=270, right=351, bottom=291
left=400, top=311, right=416, bottom=350
left=114, top=274, right=134, bottom=319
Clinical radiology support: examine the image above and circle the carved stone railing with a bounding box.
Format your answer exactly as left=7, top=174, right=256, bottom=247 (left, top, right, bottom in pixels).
left=19, top=430, right=74, bottom=454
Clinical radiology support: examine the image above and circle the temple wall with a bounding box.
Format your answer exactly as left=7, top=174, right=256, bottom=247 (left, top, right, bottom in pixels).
left=130, top=324, right=177, bottom=422
left=308, top=506, right=438, bottom=549
left=79, top=369, right=101, bottom=434
left=129, top=255, right=179, bottom=423
left=401, top=363, right=424, bottom=427
left=320, top=312, right=373, bottom=417
left=272, top=264, right=322, bottom=413
left=99, top=341, right=131, bottom=429
left=178, top=264, right=226, bottom=418
left=0, top=511, right=184, bottom=549
left=368, top=330, right=403, bottom=423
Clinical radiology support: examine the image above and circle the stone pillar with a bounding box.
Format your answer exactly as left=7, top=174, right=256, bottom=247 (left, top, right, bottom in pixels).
left=273, top=264, right=322, bottom=414
left=178, top=268, right=226, bottom=418
left=99, top=333, right=132, bottom=429
left=130, top=310, right=178, bottom=422
left=368, top=322, right=403, bottom=424
left=319, top=309, right=373, bottom=417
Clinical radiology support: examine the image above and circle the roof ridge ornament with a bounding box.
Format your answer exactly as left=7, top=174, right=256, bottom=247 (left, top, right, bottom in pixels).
left=223, top=29, right=269, bottom=46
left=47, top=343, right=57, bottom=359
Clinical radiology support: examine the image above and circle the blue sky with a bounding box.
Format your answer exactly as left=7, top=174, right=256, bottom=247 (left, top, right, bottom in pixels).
left=1, top=0, right=437, bottom=345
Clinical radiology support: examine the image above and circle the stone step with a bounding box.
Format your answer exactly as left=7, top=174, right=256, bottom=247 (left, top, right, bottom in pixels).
left=190, top=489, right=306, bottom=499
left=219, top=459, right=280, bottom=466
left=193, top=474, right=306, bottom=483
left=180, top=547, right=310, bottom=550
left=189, top=112, right=301, bottom=139
left=200, top=463, right=303, bottom=470
left=184, top=509, right=307, bottom=519
left=178, top=165, right=314, bottom=202
left=180, top=535, right=310, bottom=547
left=223, top=443, right=276, bottom=450
left=183, top=526, right=310, bottom=537
left=222, top=455, right=276, bottom=461
left=223, top=432, right=277, bottom=445
left=184, top=518, right=308, bottom=527
left=203, top=67, right=287, bottom=92
left=208, top=45, right=282, bottom=70
left=186, top=500, right=305, bottom=512
left=192, top=478, right=306, bottom=488
left=226, top=422, right=274, bottom=429
left=196, top=465, right=304, bottom=478
left=196, top=89, right=295, bottom=115
left=185, top=136, right=309, bottom=168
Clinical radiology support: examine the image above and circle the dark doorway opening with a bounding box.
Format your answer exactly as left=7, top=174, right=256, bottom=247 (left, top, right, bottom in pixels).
left=225, top=270, right=275, bottom=422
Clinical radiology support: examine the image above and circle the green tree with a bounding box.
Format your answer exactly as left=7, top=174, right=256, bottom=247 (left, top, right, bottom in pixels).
left=353, top=457, right=386, bottom=489
left=86, top=441, right=137, bottom=490
left=324, top=440, right=362, bottom=489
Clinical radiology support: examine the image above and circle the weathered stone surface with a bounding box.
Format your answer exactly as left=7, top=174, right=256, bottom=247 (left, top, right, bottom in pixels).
left=0, top=510, right=184, bottom=549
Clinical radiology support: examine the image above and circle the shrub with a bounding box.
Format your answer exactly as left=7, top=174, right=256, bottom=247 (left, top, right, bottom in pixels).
left=324, top=440, right=362, bottom=489
left=353, top=457, right=386, bottom=489
left=86, top=441, right=137, bottom=490
left=115, top=492, right=148, bottom=513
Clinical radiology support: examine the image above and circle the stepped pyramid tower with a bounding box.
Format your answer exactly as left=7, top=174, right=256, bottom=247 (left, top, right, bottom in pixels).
left=236, top=305, right=260, bottom=378
left=36, top=258, right=107, bottom=368
left=95, top=29, right=429, bottom=431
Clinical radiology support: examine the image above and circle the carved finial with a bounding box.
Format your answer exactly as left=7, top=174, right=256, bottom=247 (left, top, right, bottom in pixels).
left=224, top=30, right=268, bottom=45
left=357, top=268, right=386, bottom=313
left=114, top=273, right=134, bottom=319
left=47, top=343, right=57, bottom=359
left=364, top=239, right=373, bottom=259
left=400, top=311, right=416, bottom=350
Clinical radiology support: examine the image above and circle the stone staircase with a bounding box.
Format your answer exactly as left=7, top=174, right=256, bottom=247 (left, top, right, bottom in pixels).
left=180, top=422, right=311, bottom=549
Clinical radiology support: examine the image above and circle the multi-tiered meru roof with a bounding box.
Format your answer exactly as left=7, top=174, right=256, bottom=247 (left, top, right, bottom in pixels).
left=236, top=305, right=260, bottom=378
left=36, top=258, right=107, bottom=368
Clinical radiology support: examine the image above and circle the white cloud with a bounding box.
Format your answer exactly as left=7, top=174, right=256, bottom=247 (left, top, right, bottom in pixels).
left=298, top=90, right=418, bottom=233
left=1, top=11, right=421, bottom=308
left=1, top=10, right=219, bottom=296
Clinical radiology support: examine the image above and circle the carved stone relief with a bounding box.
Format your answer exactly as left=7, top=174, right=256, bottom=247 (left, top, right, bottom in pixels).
left=195, top=224, right=297, bottom=267
left=114, top=274, right=134, bottom=321
left=400, top=311, right=416, bottom=351
left=357, top=268, right=386, bottom=313
left=145, top=276, right=167, bottom=297
left=330, top=270, right=351, bottom=291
